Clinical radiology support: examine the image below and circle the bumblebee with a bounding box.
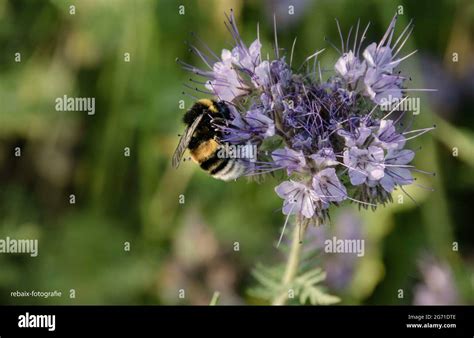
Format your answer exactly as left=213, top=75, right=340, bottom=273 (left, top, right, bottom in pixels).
left=172, top=99, right=246, bottom=181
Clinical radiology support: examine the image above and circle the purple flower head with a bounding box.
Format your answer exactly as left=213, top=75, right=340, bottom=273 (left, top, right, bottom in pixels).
left=270, top=59, right=292, bottom=87
left=335, top=51, right=367, bottom=85
left=312, top=168, right=347, bottom=203
left=275, top=180, right=323, bottom=219
left=413, top=257, right=460, bottom=305
left=310, top=148, right=338, bottom=169
left=245, top=108, right=275, bottom=138
left=327, top=14, right=417, bottom=105
left=205, top=39, right=264, bottom=101
left=336, top=87, right=356, bottom=105
left=362, top=14, right=416, bottom=75
left=260, top=92, right=273, bottom=110
left=373, top=119, right=406, bottom=150
left=282, top=100, right=306, bottom=128
left=231, top=39, right=262, bottom=72
left=272, top=147, right=307, bottom=175
left=364, top=67, right=404, bottom=105
left=338, top=123, right=373, bottom=148
left=363, top=43, right=398, bottom=73
left=291, top=132, right=313, bottom=151
left=205, top=53, right=248, bottom=102
left=179, top=11, right=433, bottom=221
left=343, top=146, right=385, bottom=185
left=254, top=60, right=271, bottom=87
left=253, top=58, right=292, bottom=94
left=176, top=11, right=272, bottom=103
left=225, top=107, right=275, bottom=143
left=379, top=149, right=414, bottom=192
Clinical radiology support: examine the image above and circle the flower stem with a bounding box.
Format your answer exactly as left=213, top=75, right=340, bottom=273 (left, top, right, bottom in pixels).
left=272, top=218, right=308, bottom=305
left=209, top=291, right=220, bottom=306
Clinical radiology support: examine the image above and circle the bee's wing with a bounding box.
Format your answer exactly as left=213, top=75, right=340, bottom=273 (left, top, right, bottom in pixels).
left=172, top=114, right=204, bottom=169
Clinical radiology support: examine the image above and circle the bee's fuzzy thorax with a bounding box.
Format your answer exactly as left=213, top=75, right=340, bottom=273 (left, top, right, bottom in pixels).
left=183, top=102, right=209, bottom=125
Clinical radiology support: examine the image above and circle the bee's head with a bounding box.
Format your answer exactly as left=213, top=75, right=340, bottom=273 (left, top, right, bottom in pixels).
left=214, top=101, right=232, bottom=119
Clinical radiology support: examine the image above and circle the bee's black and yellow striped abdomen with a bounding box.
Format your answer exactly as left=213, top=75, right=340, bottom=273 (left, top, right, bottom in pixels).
left=179, top=99, right=245, bottom=181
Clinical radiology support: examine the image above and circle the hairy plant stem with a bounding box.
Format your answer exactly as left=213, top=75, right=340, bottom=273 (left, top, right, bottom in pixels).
left=272, top=218, right=309, bottom=305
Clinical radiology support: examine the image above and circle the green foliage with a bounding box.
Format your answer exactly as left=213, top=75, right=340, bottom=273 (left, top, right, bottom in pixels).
left=249, top=245, right=340, bottom=305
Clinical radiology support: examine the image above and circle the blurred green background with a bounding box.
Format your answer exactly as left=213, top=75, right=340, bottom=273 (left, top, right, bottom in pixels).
left=0, top=0, right=473, bottom=305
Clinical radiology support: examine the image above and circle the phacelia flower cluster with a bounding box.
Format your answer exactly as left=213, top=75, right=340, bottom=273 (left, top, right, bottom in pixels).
left=178, top=11, right=433, bottom=225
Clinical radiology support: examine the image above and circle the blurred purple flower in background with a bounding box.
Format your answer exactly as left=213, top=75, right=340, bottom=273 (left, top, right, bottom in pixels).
left=306, top=209, right=364, bottom=291
left=413, top=257, right=460, bottom=305
left=420, top=54, right=474, bottom=119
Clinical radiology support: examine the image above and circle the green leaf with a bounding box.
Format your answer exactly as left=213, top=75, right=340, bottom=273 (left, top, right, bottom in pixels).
left=248, top=247, right=340, bottom=305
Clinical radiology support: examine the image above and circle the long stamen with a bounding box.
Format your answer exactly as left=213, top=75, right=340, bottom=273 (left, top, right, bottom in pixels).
left=347, top=195, right=378, bottom=207
left=410, top=168, right=436, bottom=176
left=353, top=19, right=360, bottom=52
left=411, top=182, right=435, bottom=191
left=346, top=25, right=353, bottom=53
left=176, top=58, right=215, bottom=78
left=325, top=36, right=342, bottom=55
left=404, top=126, right=436, bottom=141
left=403, top=88, right=438, bottom=92
left=335, top=18, right=344, bottom=53
left=318, top=61, right=323, bottom=83
left=378, top=13, right=397, bottom=50
left=290, top=37, right=297, bottom=69
left=277, top=202, right=297, bottom=248
left=274, top=14, right=279, bottom=59
left=380, top=96, right=409, bottom=121
left=356, top=22, right=371, bottom=56
left=402, top=126, right=436, bottom=135
left=364, top=103, right=380, bottom=121
left=389, top=49, right=418, bottom=65
left=190, top=31, right=220, bottom=62
left=298, top=49, right=326, bottom=72
left=393, top=23, right=414, bottom=57
left=392, top=19, right=413, bottom=51
left=400, top=186, right=419, bottom=206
